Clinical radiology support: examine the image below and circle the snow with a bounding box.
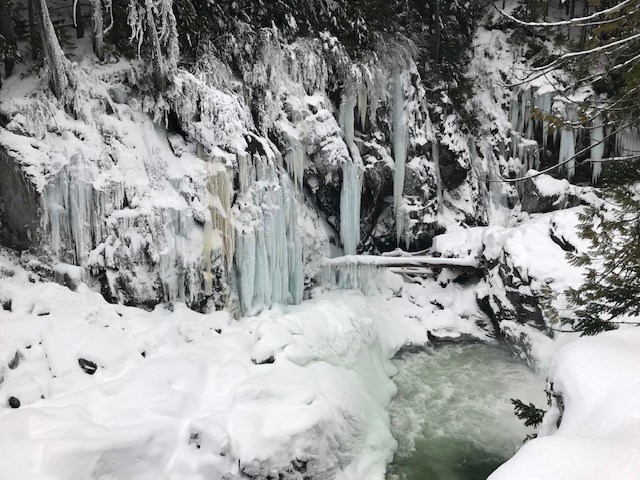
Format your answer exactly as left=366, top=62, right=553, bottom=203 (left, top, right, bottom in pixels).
left=490, top=328, right=640, bottom=480
left=0, top=243, right=497, bottom=479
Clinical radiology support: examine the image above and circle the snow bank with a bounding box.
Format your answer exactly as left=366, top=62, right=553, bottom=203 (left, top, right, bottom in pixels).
left=490, top=328, right=640, bottom=480
left=0, top=247, right=477, bottom=479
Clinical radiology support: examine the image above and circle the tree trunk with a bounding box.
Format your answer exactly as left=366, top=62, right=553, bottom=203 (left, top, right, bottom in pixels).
left=0, top=0, right=17, bottom=77
left=580, top=0, right=589, bottom=47
left=28, top=0, right=39, bottom=60
left=91, top=0, right=104, bottom=60
left=144, top=0, right=167, bottom=90
left=434, top=0, right=441, bottom=64
left=33, top=0, right=70, bottom=99
left=75, top=0, right=85, bottom=38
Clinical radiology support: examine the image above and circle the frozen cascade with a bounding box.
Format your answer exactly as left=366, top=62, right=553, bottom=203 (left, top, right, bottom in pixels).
left=559, top=105, right=577, bottom=180
left=357, top=88, right=368, bottom=130
left=340, top=160, right=362, bottom=255
left=43, top=157, right=125, bottom=266
left=321, top=261, right=380, bottom=295
left=339, top=93, right=363, bottom=255
left=393, top=70, right=407, bottom=244
left=284, top=137, right=305, bottom=190
left=616, top=127, right=640, bottom=158
left=431, top=138, right=443, bottom=212
left=590, top=116, right=605, bottom=184
left=234, top=153, right=304, bottom=314
left=203, top=160, right=234, bottom=294
left=533, top=89, right=554, bottom=148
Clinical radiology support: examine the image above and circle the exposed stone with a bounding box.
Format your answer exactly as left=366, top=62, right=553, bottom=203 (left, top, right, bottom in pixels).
left=438, top=143, right=468, bottom=191
left=78, top=358, right=98, bottom=375
left=521, top=174, right=582, bottom=214
left=0, top=146, right=43, bottom=250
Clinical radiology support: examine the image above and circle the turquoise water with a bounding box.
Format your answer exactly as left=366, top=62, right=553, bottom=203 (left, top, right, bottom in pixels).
left=387, top=344, right=545, bottom=480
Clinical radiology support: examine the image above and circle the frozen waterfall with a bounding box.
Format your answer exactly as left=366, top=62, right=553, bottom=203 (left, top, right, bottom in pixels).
left=234, top=152, right=304, bottom=315
left=393, top=71, right=407, bottom=244
left=339, top=93, right=363, bottom=255
left=559, top=105, right=577, bottom=181
left=590, top=116, right=605, bottom=184
left=340, top=160, right=362, bottom=255
left=203, top=160, right=234, bottom=294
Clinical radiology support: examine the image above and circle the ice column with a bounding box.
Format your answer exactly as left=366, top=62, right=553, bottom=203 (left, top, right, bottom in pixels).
left=357, top=88, right=368, bottom=130
left=340, top=160, right=362, bottom=255
left=203, top=160, right=234, bottom=294
left=234, top=154, right=304, bottom=314
left=590, top=116, right=605, bottom=184
left=559, top=105, right=577, bottom=180
left=284, top=138, right=305, bottom=190
left=393, top=70, right=407, bottom=244
left=431, top=138, right=443, bottom=212
left=339, top=92, right=363, bottom=255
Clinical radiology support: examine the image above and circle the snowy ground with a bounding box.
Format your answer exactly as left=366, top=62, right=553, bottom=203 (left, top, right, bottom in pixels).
left=0, top=247, right=490, bottom=480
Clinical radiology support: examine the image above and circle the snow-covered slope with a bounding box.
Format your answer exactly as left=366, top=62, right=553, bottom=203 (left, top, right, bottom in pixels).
left=0, top=247, right=494, bottom=479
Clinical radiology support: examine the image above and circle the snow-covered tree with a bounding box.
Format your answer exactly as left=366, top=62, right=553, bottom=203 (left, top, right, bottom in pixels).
left=128, top=0, right=179, bottom=90
left=0, top=0, right=17, bottom=79
left=33, top=0, right=73, bottom=99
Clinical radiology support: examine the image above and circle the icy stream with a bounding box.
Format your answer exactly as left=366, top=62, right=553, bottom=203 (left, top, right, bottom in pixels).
left=387, top=344, right=546, bottom=480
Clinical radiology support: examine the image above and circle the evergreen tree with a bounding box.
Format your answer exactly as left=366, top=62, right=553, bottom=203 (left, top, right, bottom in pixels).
left=565, top=184, right=640, bottom=335
left=501, top=1, right=640, bottom=336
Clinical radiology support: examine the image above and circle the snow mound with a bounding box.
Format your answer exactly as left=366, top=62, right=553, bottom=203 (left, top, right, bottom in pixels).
left=0, top=250, right=409, bottom=479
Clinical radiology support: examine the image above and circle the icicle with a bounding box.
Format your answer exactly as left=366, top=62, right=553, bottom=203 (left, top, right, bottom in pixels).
left=534, top=90, right=553, bottom=149
left=284, top=138, right=305, bottom=190
left=357, top=88, right=368, bottom=130
left=559, top=105, right=577, bottom=180
left=234, top=154, right=305, bottom=314
left=392, top=70, right=407, bottom=244
left=338, top=90, right=363, bottom=255
left=321, top=261, right=380, bottom=295
left=203, top=160, right=233, bottom=294
left=340, top=94, right=356, bottom=146
left=590, top=116, right=605, bottom=184
left=340, top=161, right=362, bottom=255
left=616, top=127, right=640, bottom=158
left=509, top=97, right=520, bottom=131
left=431, top=138, right=443, bottom=213
left=522, top=88, right=533, bottom=139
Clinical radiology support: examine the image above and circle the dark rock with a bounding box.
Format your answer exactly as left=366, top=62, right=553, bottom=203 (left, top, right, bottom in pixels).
left=8, top=396, right=20, bottom=408
left=427, top=331, right=486, bottom=345
left=521, top=175, right=582, bottom=214
left=251, top=356, right=275, bottom=365
left=7, top=351, right=20, bottom=370
left=438, top=143, right=468, bottom=190
left=78, top=358, right=98, bottom=375
left=549, top=230, right=577, bottom=253
left=0, top=147, right=43, bottom=250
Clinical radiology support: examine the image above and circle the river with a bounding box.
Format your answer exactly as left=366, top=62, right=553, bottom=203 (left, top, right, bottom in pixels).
left=387, top=344, right=546, bottom=480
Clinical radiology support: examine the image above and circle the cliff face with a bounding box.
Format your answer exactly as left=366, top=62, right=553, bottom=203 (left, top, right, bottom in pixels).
left=0, top=11, right=497, bottom=316
left=0, top=1, right=610, bottom=326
